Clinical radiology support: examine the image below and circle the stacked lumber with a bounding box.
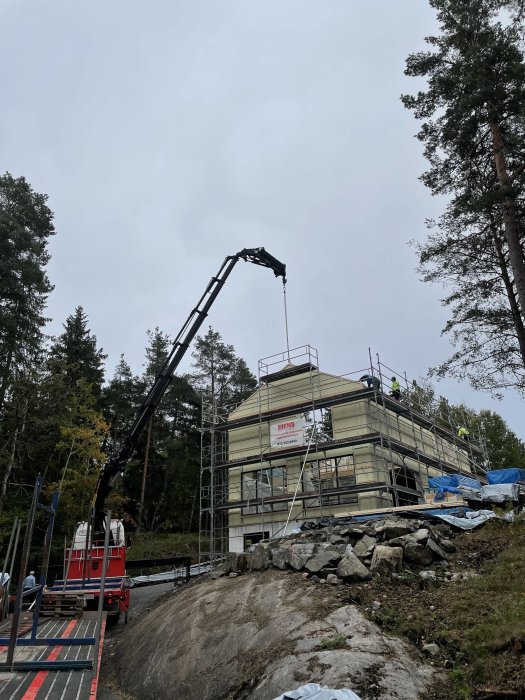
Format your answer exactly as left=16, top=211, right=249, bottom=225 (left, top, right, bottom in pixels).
left=41, top=591, right=84, bottom=618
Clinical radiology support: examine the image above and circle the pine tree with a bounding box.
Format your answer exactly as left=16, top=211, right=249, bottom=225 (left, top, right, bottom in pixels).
left=0, top=173, right=54, bottom=415
left=102, top=355, right=144, bottom=452
left=403, top=0, right=525, bottom=392
left=191, top=327, right=257, bottom=412
left=50, top=306, right=106, bottom=401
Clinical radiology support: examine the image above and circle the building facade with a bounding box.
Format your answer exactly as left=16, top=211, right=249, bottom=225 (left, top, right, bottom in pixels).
left=199, top=347, right=484, bottom=557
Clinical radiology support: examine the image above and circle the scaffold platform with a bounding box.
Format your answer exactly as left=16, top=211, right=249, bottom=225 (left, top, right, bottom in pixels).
left=0, top=612, right=105, bottom=699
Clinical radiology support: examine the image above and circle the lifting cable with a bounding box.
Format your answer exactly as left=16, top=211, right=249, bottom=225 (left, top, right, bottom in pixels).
left=282, top=282, right=291, bottom=362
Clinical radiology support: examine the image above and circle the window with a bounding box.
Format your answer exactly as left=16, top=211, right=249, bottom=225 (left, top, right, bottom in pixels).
left=304, top=454, right=358, bottom=505
left=392, top=466, right=421, bottom=506
left=242, top=467, right=288, bottom=514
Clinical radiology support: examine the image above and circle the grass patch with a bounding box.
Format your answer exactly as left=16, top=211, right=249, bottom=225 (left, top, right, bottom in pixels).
left=318, top=634, right=347, bottom=650
left=127, top=532, right=200, bottom=563
left=375, top=520, right=525, bottom=699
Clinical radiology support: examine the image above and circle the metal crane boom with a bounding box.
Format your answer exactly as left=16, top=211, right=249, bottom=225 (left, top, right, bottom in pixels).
left=93, top=247, right=286, bottom=531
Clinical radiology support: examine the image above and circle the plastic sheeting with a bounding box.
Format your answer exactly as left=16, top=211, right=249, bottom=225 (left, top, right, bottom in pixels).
left=273, top=684, right=362, bottom=700
left=431, top=509, right=497, bottom=530
left=487, top=468, right=525, bottom=485
left=481, top=484, right=519, bottom=503
left=428, top=474, right=482, bottom=500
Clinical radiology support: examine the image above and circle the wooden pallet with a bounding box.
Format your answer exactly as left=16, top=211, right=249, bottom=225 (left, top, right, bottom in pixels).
left=41, top=592, right=84, bottom=618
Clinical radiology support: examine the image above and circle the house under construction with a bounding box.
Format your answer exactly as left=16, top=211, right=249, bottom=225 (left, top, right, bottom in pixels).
left=199, top=346, right=486, bottom=559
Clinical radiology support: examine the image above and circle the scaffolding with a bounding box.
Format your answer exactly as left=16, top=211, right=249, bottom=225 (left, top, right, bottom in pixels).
left=199, top=346, right=488, bottom=561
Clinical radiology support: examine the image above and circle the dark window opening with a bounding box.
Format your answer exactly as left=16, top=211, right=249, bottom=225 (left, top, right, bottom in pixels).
left=244, top=531, right=270, bottom=549
left=392, top=466, right=421, bottom=506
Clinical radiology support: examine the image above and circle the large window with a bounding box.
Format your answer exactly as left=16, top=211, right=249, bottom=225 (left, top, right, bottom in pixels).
left=392, top=466, right=421, bottom=506
left=304, top=454, right=358, bottom=505
left=242, top=467, right=288, bottom=514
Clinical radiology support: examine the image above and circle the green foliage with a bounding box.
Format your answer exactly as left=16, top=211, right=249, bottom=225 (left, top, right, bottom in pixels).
left=191, top=326, right=257, bottom=410
left=472, top=409, right=525, bottom=467
left=447, top=670, right=471, bottom=700
left=126, top=531, right=200, bottom=562
left=102, top=355, right=145, bottom=452
left=318, top=634, right=347, bottom=650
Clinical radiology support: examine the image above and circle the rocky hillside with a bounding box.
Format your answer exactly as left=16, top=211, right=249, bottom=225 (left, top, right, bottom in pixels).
left=105, top=516, right=525, bottom=700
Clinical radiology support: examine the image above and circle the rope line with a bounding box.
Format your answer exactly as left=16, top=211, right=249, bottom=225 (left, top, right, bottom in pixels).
left=283, top=283, right=291, bottom=362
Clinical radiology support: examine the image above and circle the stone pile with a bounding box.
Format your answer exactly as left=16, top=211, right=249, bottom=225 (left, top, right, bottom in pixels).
left=214, top=517, right=457, bottom=584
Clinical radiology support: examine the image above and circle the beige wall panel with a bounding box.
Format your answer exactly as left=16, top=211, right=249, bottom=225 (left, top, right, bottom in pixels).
left=331, top=401, right=372, bottom=439
left=229, top=370, right=363, bottom=422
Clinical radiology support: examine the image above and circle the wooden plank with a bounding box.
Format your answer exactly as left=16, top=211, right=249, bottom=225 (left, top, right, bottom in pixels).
left=334, top=500, right=466, bottom=518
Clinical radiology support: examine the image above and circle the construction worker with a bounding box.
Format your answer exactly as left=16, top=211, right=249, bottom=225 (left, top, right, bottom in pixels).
left=23, top=570, right=36, bottom=604
left=359, top=374, right=381, bottom=392
left=457, top=426, right=470, bottom=441
left=391, top=377, right=401, bottom=401
left=0, top=572, right=10, bottom=620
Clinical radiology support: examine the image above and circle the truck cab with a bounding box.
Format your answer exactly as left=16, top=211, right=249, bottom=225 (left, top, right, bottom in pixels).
left=51, top=519, right=130, bottom=623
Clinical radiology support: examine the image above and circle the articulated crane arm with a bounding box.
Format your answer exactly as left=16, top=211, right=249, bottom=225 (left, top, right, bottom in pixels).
left=93, top=247, right=286, bottom=534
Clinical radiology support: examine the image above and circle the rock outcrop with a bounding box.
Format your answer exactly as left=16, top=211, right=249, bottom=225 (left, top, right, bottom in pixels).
left=111, top=570, right=434, bottom=700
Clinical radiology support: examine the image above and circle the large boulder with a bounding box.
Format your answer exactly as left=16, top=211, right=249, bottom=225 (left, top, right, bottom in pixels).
left=383, top=520, right=415, bottom=540
left=289, top=543, right=318, bottom=570
left=246, top=544, right=269, bottom=571
left=219, top=552, right=248, bottom=574
left=439, top=538, right=456, bottom=554
left=404, top=542, right=434, bottom=567
left=305, top=546, right=343, bottom=574
left=352, top=535, right=377, bottom=559
left=412, top=529, right=431, bottom=545
left=337, top=547, right=372, bottom=581
left=340, top=526, right=366, bottom=540
left=370, top=545, right=403, bottom=574
left=271, top=546, right=291, bottom=570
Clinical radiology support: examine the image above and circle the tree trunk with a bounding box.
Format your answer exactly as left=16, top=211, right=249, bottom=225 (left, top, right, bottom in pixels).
left=0, top=346, right=14, bottom=416
left=489, top=119, right=525, bottom=319
left=493, top=229, right=525, bottom=370
left=1, top=425, right=18, bottom=498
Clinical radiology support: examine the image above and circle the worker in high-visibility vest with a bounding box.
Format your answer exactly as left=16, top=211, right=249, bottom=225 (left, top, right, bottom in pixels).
left=391, top=377, right=401, bottom=400
left=457, top=426, right=470, bottom=441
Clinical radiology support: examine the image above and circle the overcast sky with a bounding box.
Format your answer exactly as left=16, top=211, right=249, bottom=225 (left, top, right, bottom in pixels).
left=1, top=0, right=523, bottom=440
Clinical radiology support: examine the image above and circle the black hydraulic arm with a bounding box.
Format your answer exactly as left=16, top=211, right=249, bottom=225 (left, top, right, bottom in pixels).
left=93, top=247, right=286, bottom=525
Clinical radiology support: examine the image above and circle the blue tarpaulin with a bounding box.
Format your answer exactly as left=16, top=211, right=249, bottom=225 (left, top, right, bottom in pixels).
left=428, top=474, right=481, bottom=501
left=487, top=468, right=525, bottom=485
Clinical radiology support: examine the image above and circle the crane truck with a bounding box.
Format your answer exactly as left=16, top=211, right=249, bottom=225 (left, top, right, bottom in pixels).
left=50, top=248, right=286, bottom=622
